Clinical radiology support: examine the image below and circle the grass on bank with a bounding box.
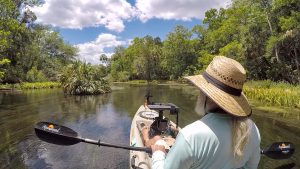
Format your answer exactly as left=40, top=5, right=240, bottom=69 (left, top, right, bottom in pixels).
left=0, top=82, right=61, bottom=90
left=244, top=80, right=300, bottom=109
left=115, top=79, right=300, bottom=109
left=1, top=79, right=299, bottom=109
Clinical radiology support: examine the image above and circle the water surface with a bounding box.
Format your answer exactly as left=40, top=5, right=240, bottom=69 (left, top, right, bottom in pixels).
left=0, top=84, right=299, bottom=168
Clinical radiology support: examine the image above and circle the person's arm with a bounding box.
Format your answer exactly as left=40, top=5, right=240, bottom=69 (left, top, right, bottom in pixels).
left=152, top=132, right=194, bottom=169
left=244, top=144, right=260, bottom=169
left=244, top=122, right=261, bottom=169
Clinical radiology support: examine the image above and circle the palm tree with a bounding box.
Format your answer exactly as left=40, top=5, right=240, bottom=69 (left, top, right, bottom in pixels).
left=60, top=61, right=111, bottom=95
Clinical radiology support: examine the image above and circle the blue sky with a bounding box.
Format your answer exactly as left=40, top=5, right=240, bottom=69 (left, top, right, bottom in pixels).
left=30, top=0, right=229, bottom=64
left=58, top=18, right=201, bottom=45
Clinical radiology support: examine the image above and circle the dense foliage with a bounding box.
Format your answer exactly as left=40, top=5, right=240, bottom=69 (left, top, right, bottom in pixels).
left=0, top=0, right=77, bottom=83
left=0, top=0, right=110, bottom=95
left=60, top=62, right=111, bottom=95
left=0, top=58, right=10, bottom=80
left=109, top=0, right=300, bottom=84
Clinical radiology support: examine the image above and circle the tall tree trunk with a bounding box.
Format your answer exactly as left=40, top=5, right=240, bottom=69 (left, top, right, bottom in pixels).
left=266, top=14, right=281, bottom=63
left=266, top=14, right=273, bottom=33
left=294, top=48, right=300, bottom=83
left=275, top=44, right=280, bottom=63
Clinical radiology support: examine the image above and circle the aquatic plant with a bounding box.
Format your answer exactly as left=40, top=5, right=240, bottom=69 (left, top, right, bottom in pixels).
left=59, top=62, right=111, bottom=95
left=244, top=80, right=300, bottom=108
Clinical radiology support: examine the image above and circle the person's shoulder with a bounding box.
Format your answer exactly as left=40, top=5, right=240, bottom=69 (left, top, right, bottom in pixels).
left=249, top=119, right=261, bottom=141
left=182, top=120, right=207, bottom=131
left=180, top=120, right=214, bottom=140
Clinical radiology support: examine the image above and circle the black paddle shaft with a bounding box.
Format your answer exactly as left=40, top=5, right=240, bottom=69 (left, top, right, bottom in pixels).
left=35, top=122, right=294, bottom=159
left=83, top=138, right=152, bottom=153
left=35, top=122, right=152, bottom=153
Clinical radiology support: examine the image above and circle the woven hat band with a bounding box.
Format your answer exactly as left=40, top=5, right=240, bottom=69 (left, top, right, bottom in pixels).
left=202, top=71, right=242, bottom=96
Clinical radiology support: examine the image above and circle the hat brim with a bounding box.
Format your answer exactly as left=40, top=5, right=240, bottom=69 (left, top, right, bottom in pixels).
left=185, top=75, right=251, bottom=117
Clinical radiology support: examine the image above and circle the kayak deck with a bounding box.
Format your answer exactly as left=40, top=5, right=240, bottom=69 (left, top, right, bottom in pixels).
left=129, top=105, right=180, bottom=169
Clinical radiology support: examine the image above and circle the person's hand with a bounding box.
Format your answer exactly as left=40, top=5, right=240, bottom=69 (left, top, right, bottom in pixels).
left=170, top=125, right=179, bottom=134
left=141, top=126, right=150, bottom=146
left=141, top=126, right=149, bottom=138
left=151, top=144, right=166, bottom=154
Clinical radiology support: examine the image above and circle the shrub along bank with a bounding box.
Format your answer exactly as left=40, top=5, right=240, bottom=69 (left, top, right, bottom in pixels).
left=0, top=82, right=61, bottom=89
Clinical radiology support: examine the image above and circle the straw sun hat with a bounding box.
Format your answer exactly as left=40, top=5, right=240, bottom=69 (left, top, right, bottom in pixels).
left=185, top=56, right=251, bottom=117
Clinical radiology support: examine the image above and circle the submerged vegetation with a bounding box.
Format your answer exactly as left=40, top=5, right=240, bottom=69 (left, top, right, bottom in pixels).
left=60, top=62, right=111, bottom=95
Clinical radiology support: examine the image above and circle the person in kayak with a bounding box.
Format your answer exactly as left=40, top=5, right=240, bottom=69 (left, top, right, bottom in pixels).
left=142, top=56, right=261, bottom=169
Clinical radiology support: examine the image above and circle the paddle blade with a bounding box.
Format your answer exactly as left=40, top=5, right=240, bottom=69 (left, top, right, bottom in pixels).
left=261, top=142, right=295, bottom=159
left=35, top=122, right=82, bottom=145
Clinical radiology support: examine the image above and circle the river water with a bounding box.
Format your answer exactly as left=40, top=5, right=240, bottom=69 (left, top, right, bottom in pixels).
left=0, top=84, right=299, bottom=169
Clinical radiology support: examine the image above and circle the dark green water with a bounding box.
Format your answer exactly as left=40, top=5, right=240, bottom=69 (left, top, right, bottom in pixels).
left=0, top=84, right=299, bottom=169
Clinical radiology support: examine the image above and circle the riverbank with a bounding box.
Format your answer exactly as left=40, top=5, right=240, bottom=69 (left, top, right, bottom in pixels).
left=1, top=80, right=299, bottom=110
left=114, top=80, right=300, bottom=110
left=0, top=82, right=61, bottom=90
left=244, top=80, right=300, bottom=109
left=113, top=80, right=185, bottom=85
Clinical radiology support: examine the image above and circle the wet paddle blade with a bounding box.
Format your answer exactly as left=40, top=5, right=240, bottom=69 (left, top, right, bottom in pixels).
left=261, top=142, right=295, bottom=159
left=35, top=122, right=82, bottom=145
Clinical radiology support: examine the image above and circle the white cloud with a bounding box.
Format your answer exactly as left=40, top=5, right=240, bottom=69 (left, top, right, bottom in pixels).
left=31, top=0, right=230, bottom=32
left=30, top=0, right=136, bottom=32
left=135, top=0, right=229, bottom=22
left=75, top=33, right=125, bottom=64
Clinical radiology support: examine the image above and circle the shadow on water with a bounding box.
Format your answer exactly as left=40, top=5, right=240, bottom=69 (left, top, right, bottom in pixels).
left=0, top=85, right=299, bottom=169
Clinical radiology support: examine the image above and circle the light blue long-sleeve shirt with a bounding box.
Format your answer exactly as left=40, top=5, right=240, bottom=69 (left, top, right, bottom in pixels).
left=152, top=113, right=261, bottom=169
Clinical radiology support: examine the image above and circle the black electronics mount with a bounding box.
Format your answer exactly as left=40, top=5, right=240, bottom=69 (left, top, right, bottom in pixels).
left=145, top=93, right=180, bottom=137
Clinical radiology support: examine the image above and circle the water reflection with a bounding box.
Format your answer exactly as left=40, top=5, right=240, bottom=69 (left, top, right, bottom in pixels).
left=0, top=85, right=299, bottom=169
left=252, top=113, right=300, bottom=169
left=0, top=89, right=131, bottom=169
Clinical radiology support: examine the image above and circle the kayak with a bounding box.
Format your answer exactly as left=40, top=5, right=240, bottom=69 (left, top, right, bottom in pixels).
left=129, top=103, right=180, bottom=169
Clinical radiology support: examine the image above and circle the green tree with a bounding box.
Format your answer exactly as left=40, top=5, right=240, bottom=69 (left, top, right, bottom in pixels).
left=110, top=46, right=130, bottom=81
left=0, top=0, right=77, bottom=83
left=107, top=0, right=300, bottom=84
left=194, top=0, right=300, bottom=83
left=60, top=61, right=111, bottom=95
left=109, top=36, right=163, bottom=81
left=26, top=66, right=47, bottom=82
left=100, top=54, right=108, bottom=65
left=130, top=36, right=163, bottom=80
left=0, top=58, right=10, bottom=80
left=163, top=25, right=198, bottom=79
